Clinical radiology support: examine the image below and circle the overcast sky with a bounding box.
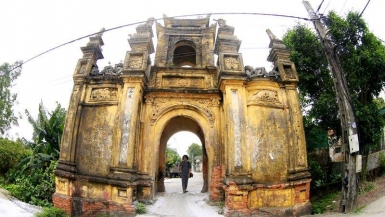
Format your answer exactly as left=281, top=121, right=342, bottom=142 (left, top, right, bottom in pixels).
left=1, top=0, right=383, bottom=154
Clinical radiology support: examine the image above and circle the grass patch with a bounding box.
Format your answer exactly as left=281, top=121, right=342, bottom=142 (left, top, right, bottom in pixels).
left=359, top=181, right=376, bottom=195
left=135, top=202, right=147, bottom=214
left=217, top=200, right=225, bottom=214
left=311, top=191, right=339, bottom=214
left=36, top=207, right=69, bottom=217
left=207, top=200, right=225, bottom=215
left=353, top=205, right=366, bottom=213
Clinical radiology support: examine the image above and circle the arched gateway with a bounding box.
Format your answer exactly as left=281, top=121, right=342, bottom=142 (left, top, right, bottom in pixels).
left=53, top=15, right=311, bottom=216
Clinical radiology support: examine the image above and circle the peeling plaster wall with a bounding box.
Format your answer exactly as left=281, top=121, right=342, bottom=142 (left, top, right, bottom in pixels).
left=76, top=106, right=115, bottom=177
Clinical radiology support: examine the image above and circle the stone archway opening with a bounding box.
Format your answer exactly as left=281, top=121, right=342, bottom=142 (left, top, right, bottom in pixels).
left=156, top=116, right=208, bottom=194
left=173, top=40, right=196, bottom=67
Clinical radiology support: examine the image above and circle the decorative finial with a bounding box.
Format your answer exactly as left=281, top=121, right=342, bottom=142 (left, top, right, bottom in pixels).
left=266, top=29, right=286, bottom=49
left=266, top=29, right=279, bottom=41
left=146, top=17, right=155, bottom=26
left=97, top=28, right=105, bottom=37
left=214, top=18, right=227, bottom=27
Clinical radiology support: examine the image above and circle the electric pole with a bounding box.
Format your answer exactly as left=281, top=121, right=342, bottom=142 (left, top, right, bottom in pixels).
left=303, top=1, right=360, bottom=213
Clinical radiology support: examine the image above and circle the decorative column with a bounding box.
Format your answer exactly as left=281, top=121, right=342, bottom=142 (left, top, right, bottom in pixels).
left=263, top=30, right=312, bottom=216
left=215, top=19, right=249, bottom=177
left=54, top=29, right=105, bottom=214
left=117, top=18, right=154, bottom=168
left=57, top=29, right=105, bottom=171
left=109, top=18, right=155, bottom=202
left=266, top=29, right=311, bottom=180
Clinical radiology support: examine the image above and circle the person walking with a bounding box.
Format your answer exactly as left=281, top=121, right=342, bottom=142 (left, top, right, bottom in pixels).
left=179, top=155, right=191, bottom=193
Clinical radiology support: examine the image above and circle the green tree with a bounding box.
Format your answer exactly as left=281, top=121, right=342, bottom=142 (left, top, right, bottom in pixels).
left=187, top=143, right=202, bottom=161
left=165, top=147, right=181, bottom=170
left=373, top=97, right=385, bottom=110
left=0, top=62, right=22, bottom=135
left=283, top=11, right=385, bottom=155
left=21, top=102, right=66, bottom=170
left=0, top=138, right=30, bottom=176
left=4, top=103, right=66, bottom=206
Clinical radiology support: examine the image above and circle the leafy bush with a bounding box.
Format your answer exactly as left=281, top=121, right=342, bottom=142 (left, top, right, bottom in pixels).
left=308, top=160, right=326, bottom=187
left=135, top=202, right=147, bottom=214
left=36, top=206, right=69, bottom=217
left=0, top=138, right=30, bottom=175
left=4, top=160, right=57, bottom=206
left=166, top=148, right=181, bottom=171
left=359, top=181, right=376, bottom=195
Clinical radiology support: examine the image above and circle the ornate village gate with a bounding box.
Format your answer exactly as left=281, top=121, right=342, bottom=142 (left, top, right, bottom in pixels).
left=53, top=16, right=311, bottom=216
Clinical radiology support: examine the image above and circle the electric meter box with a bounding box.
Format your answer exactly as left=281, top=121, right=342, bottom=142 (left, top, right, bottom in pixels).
left=349, top=134, right=359, bottom=153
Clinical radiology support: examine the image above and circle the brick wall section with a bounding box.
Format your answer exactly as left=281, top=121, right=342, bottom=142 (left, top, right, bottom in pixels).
left=80, top=200, right=134, bottom=216
left=223, top=179, right=312, bottom=216
left=294, top=181, right=310, bottom=204
left=53, top=193, right=135, bottom=216
left=52, top=193, right=72, bottom=214
left=223, top=181, right=252, bottom=216
left=210, top=165, right=224, bottom=201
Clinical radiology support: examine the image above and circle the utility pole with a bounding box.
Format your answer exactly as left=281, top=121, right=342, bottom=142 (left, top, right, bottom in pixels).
left=303, top=1, right=360, bottom=213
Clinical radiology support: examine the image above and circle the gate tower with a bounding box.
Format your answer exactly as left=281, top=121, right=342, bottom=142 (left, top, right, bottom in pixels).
left=53, top=15, right=311, bottom=216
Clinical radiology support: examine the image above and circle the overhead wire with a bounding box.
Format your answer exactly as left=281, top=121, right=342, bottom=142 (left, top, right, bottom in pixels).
left=322, top=0, right=332, bottom=14
left=339, top=0, right=348, bottom=14
left=7, top=12, right=312, bottom=73
left=359, top=0, right=371, bottom=17
left=317, top=0, right=326, bottom=13
left=173, top=135, right=182, bottom=154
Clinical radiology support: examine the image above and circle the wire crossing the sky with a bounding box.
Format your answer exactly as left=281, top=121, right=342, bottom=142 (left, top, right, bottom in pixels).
left=7, top=12, right=313, bottom=73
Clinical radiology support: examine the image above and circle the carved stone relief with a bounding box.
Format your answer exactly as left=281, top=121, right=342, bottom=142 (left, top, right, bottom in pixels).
left=224, top=57, right=239, bottom=70
left=90, top=88, right=118, bottom=101
left=248, top=89, right=284, bottom=108
left=128, top=55, right=143, bottom=69
left=283, top=65, right=296, bottom=79
left=89, top=63, right=123, bottom=76
left=162, top=77, right=204, bottom=88
left=145, top=96, right=218, bottom=127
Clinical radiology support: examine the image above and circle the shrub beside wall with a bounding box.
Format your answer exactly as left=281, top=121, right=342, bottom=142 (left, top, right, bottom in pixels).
left=0, top=138, right=30, bottom=175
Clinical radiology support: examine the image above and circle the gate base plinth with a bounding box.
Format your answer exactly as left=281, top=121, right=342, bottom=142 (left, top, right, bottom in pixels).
left=223, top=179, right=311, bottom=217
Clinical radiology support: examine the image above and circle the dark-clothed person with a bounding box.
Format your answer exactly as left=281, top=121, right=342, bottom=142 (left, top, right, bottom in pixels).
left=179, top=155, right=191, bottom=193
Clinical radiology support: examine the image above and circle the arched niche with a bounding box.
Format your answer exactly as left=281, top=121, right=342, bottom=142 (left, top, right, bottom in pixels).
left=173, top=40, right=196, bottom=67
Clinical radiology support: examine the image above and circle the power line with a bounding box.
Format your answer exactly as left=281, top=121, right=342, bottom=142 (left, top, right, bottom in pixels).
left=8, top=12, right=312, bottom=73
left=339, top=0, right=348, bottom=14
left=322, top=0, right=332, bottom=14
left=359, top=0, right=371, bottom=17
left=173, top=135, right=183, bottom=154
left=317, top=0, right=326, bottom=13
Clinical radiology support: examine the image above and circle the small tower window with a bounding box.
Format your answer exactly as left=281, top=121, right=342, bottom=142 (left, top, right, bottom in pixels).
left=173, top=40, right=196, bottom=67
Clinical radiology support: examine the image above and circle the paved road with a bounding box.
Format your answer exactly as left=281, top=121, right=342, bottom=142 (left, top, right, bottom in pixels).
left=140, top=172, right=385, bottom=217
left=1, top=173, right=385, bottom=217
left=137, top=172, right=223, bottom=217
left=0, top=188, right=41, bottom=217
